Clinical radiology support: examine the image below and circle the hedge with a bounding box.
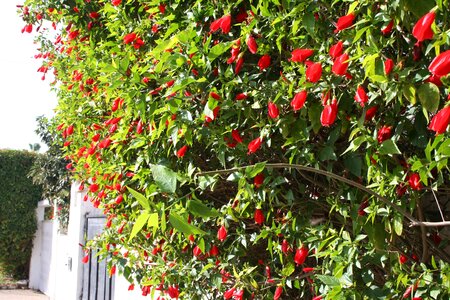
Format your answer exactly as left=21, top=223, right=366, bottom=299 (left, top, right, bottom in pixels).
left=0, top=150, right=42, bottom=279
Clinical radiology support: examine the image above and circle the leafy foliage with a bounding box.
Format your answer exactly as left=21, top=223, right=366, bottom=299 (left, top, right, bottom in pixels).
left=0, top=150, right=42, bottom=279
left=20, top=0, right=450, bottom=299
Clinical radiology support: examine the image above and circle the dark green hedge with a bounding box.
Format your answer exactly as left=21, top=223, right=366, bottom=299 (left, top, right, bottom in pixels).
left=0, top=150, right=42, bottom=279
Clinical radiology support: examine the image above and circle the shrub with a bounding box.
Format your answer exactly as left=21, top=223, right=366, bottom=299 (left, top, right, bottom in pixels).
left=0, top=150, right=42, bottom=279
left=20, top=0, right=450, bottom=299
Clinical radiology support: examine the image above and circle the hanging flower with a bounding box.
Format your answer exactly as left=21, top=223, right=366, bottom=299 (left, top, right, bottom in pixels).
left=123, top=33, right=136, bottom=44
left=365, top=106, right=378, bottom=121
left=210, top=14, right=232, bottom=34
left=384, top=58, right=394, bottom=75
left=429, top=50, right=450, bottom=76
left=231, top=129, right=243, bottom=143
left=329, top=41, right=344, bottom=59
left=254, top=173, right=264, bottom=188
left=224, top=288, right=236, bottom=299
left=291, top=48, right=314, bottom=63
left=354, top=86, right=368, bottom=107
left=412, top=11, right=435, bottom=42
left=321, top=99, right=338, bottom=126
left=377, top=125, right=392, bottom=143
left=408, top=173, right=422, bottom=190
left=274, top=286, right=283, bottom=300
left=291, top=91, right=307, bottom=111
left=332, top=53, right=349, bottom=76
left=247, top=137, right=262, bottom=154
left=254, top=208, right=264, bottom=225
left=381, top=20, right=394, bottom=35
left=334, top=13, right=355, bottom=32
left=167, top=285, right=179, bottom=299
left=281, top=239, right=290, bottom=254
left=235, top=55, right=244, bottom=75
left=217, top=225, right=227, bottom=242
left=294, top=246, right=308, bottom=265
left=176, top=145, right=188, bottom=158
left=247, top=35, right=258, bottom=54
left=428, top=106, right=450, bottom=134
left=235, top=93, right=247, bottom=100
left=306, top=62, right=322, bottom=82
left=268, top=102, right=279, bottom=118
left=258, top=54, right=271, bottom=71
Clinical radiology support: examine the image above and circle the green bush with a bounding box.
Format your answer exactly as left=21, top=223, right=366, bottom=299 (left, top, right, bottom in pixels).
left=0, top=150, right=42, bottom=279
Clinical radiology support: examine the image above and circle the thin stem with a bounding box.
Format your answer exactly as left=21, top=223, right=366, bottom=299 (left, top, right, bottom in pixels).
left=196, top=163, right=450, bottom=228
left=431, top=188, right=446, bottom=222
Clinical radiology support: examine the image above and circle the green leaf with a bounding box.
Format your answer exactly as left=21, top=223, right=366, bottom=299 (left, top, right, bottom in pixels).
left=403, top=0, right=436, bottom=17
left=187, top=199, right=220, bottom=218
left=129, top=212, right=150, bottom=242
left=418, top=83, right=440, bottom=113
left=281, top=263, right=295, bottom=277
left=127, top=187, right=151, bottom=211
left=169, top=212, right=206, bottom=235
left=245, top=162, right=266, bottom=178
left=344, top=155, right=362, bottom=177
left=150, top=164, right=177, bottom=193
left=208, top=42, right=232, bottom=62
left=403, top=84, right=416, bottom=105
left=378, top=140, right=401, bottom=155
left=342, top=136, right=366, bottom=155
left=147, top=213, right=159, bottom=228
left=316, top=275, right=340, bottom=287
left=303, top=13, right=315, bottom=36
left=393, top=215, right=403, bottom=236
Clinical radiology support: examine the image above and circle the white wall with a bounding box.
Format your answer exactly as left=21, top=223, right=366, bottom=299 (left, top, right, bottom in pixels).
left=29, top=183, right=151, bottom=300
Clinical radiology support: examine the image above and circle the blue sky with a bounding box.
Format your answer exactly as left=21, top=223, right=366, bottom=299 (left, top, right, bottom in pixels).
left=0, top=1, right=57, bottom=151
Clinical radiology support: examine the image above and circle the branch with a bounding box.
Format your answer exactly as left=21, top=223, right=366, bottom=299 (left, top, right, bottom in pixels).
left=196, top=163, right=450, bottom=228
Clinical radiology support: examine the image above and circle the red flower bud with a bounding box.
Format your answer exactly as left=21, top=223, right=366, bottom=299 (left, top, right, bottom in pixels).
left=235, top=93, right=247, bottom=100
left=217, top=225, right=227, bottom=242
left=306, top=62, right=322, bottom=83
left=320, top=99, right=338, bottom=127
left=399, top=254, right=408, bottom=264
left=258, top=54, right=271, bottom=71
left=210, top=245, right=219, bottom=256
left=294, top=246, right=308, bottom=265
left=281, top=239, right=289, bottom=254
left=365, top=106, right=378, bottom=121
left=291, top=91, right=307, bottom=111
left=429, top=50, right=450, bottom=77
left=82, top=254, right=89, bottom=264
left=210, top=92, right=221, bottom=100
left=210, top=14, right=232, bottom=34
left=247, top=35, right=258, bottom=54
left=332, top=53, right=349, bottom=76
left=193, top=245, right=202, bottom=257
left=381, top=20, right=394, bottom=35
left=231, top=129, right=243, bottom=143
left=384, top=58, right=394, bottom=75
left=235, top=55, right=244, bottom=75
left=247, top=137, right=262, bottom=154
left=268, top=102, right=279, bottom=118
left=413, top=12, right=435, bottom=42
left=329, top=41, right=343, bottom=59
left=428, top=106, right=450, bottom=134
left=335, top=13, right=355, bottom=32
left=354, top=86, right=368, bottom=107
left=115, top=195, right=123, bottom=204
left=408, top=173, right=422, bottom=191
left=224, top=288, right=236, bottom=299
left=112, top=0, right=122, bottom=6
left=377, top=125, right=392, bottom=143
left=254, top=209, right=264, bottom=225
left=274, top=286, right=283, bottom=300
left=254, top=173, right=264, bottom=188
left=176, top=145, right=188, bottom=158
left=291, top=48, right=314, bottom=63
left=123, top=33, right=136, bottom=44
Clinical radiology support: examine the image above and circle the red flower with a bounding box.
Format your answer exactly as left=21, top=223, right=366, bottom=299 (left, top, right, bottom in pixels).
left=294, top=246, right=308, bottom=265
left=321, top=99, right=338, bottom=127
left=89, top=183, right=99, bottom=193
left=128, top=284, right=134, bottom=291
left=193, top=245, right=202, bottom=257
left=291, top=48, right=314, bottom=63
left=82, top=254, right=89, bottom=264
left=268, top=102, right=279, bottom=118
left=377, top=125, right=392, bottom=143
left=254, top=173, right=264, bottom=188
left=89, top=11, right=100, bottom=19
left=429, top=106, right=450, bottom=134
left=254, top=209, right=264, bottom=225
left=384, top=58, right=394, bottom=75
left=177, top=145, right=188, bottom=158
left=412, top=12, right=435, bottom=42
left=247, top=137, right=262, bottom=154
left=111, top=0, right=122, bottom=6
left=354, top=86, right=368, bottom=107
left=209, top=245, right=219, bottom=256
left=258, top=54, right=271, bottom=71
left=408, top=173, right=422, bottom=190
left=332, top=53, right=349, bottom=76
left=365, top=106, right=378, bottom=121
left=224, top=288, right=236, bottom=299
left=24, top=24, right=33, bottom=33
left=217, top=225, right=227, bottom=242
left=381, top=20, right=394, bottom=35
left=329, top=41, right=344, bottom=59
left=233, top=289, right=244, bottom=300
left=159, top=3, right=166, bottom=14
left=231, top=129, right=243, bottom=143
left=235, top=93, right=247, bottom=100
left=281, top=239, right=289, bottom=254
left=235, top=55, right=244, bottom=75
left=109, top=265, right=116, bottom=276
left=429, top=50, right=450, bottom=76
left=167, top=285, right=179, bottom=299
left=210, top=14, right=232, bottom=34
left=335, top=13, right=355, bottom=32
left=123, top=33, right=136, bottom=44
left=115, top=195, right=124, bottom=204
left=247, top=35, right=258, bottom=54
left=274, top=286, right=283, bottom=300
left=306, top=62, right=322, bottom=83
left=210, top=92, right=221, bottom=100
left=399, top=254, right=408, bottom=264
left=291, top=91, right=307, bottom=111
